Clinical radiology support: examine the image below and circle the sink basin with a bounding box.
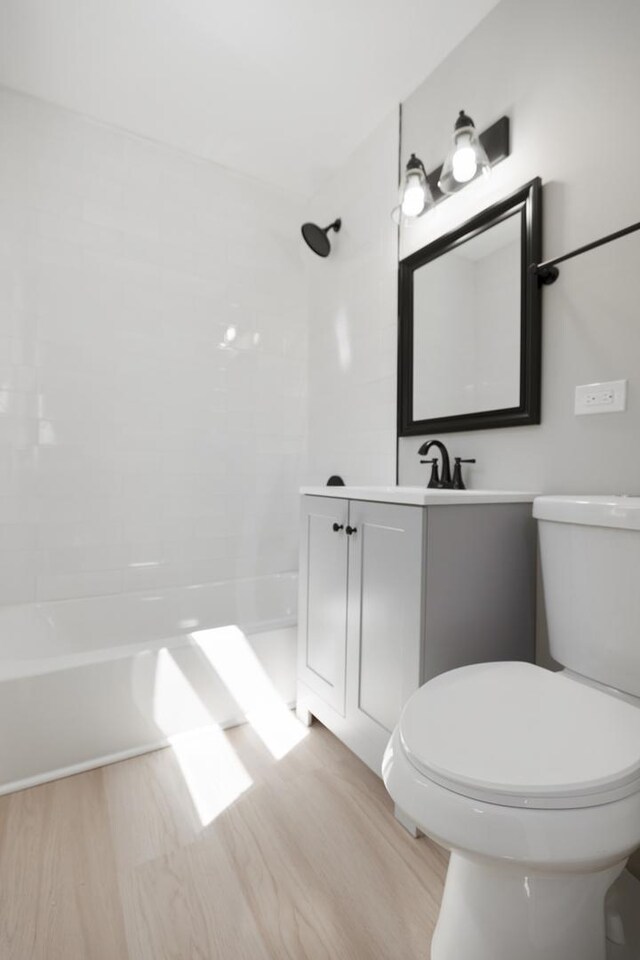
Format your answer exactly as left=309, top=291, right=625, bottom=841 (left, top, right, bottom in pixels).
left=300, top=486, right=538, bottom=506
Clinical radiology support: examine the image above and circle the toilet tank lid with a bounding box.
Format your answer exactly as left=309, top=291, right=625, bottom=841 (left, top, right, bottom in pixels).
left=533, top=495, right=640, bottom=531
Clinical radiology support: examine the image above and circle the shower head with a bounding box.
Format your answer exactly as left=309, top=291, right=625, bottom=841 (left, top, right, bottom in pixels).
left=301, top=218, right=341, bottom=257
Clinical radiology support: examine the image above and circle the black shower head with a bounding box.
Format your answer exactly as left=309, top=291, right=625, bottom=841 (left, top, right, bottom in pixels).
left=301, top=218, right=341, bottom=257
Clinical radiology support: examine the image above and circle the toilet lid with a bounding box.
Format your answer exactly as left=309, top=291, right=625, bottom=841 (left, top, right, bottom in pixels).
left=399, top=662, right=640, bottom=809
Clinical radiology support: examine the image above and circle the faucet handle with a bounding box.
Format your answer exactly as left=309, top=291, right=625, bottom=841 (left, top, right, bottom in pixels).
left=420, top=458, right=441, bottom=489
left=452, top=457, right=476, bottom=491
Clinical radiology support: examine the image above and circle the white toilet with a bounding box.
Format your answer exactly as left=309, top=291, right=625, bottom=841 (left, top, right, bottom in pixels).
left=383, top=495, right=640, bottom=960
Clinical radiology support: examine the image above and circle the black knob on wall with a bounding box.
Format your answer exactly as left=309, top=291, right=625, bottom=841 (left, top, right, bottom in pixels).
left=345, top=526, right=357, bottom=536
left=332, top=523, right=344, bottom=532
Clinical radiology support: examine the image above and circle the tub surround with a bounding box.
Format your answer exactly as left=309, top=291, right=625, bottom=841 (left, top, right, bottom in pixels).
left=304, top=110, right=399, bottom=488
left=0, top=88, right=306, bottom=606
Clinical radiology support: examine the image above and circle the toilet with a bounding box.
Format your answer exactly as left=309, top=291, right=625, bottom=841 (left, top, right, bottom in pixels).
left=382, top=495, right=640, bottom=960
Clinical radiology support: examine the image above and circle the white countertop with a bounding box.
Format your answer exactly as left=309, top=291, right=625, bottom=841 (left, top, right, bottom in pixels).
left=300, top=486, right=539, bottom=506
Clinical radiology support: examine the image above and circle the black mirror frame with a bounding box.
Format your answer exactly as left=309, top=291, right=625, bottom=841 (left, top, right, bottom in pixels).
left=398, top=177, right=542, bottom=436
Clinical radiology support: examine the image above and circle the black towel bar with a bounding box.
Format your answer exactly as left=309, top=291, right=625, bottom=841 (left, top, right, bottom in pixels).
left=530, top=219, right=640, bottom=285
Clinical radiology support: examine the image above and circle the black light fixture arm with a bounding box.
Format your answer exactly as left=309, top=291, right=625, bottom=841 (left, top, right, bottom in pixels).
left=531, top=219, right=640, bottom=285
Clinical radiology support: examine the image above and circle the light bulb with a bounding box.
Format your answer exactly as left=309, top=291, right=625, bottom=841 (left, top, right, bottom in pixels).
left=392, top=153, right=432, bottom=222
left=438, top=110, right=491, bottom=196
left=452, top=145, right=477, bottom=183
left=401, top=172, right=426, bottom=217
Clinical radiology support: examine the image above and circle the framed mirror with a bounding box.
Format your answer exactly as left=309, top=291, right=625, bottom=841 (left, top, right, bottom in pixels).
left=398, top=178, right=542, bottom=435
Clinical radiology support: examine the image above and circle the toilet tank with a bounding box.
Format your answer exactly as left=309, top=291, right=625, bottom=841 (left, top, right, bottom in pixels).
left=534, top=496, right=640, bottom=698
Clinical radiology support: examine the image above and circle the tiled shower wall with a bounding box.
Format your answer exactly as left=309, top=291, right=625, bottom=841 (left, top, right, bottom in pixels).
left=304, top=111, right=398, bottom=486
left=0, top=88, right=307, bottom=603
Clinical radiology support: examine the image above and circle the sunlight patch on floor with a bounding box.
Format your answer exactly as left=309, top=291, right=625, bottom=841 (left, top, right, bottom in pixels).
left=193, top=625, right=308, bottom=760
left=152, top=647, right=252, bottom=826
left=168, top=725, right=253, bottom=827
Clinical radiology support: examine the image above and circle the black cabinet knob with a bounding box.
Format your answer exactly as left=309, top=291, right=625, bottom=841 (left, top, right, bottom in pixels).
left=345, top=525, right=357, bottom=536
left=332, top=523, right=344, bottom=532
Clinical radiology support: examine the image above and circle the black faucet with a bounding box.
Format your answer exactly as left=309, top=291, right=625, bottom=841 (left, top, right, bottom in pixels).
left=418, top=440, right=475, bottom=489
left=418, top=439, right=452, bottom=488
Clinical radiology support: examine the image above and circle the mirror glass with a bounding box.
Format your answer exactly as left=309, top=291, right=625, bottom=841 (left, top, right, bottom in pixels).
left=413, top=212, right=521, bottom=421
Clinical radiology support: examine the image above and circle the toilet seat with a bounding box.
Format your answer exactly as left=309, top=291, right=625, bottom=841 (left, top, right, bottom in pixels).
left=399, top=661, right=640, bottom=809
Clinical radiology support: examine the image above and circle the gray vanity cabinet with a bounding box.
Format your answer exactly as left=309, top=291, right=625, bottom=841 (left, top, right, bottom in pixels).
left=296, top=495, right=349, bottom=715
left=344, top=500, right=425, bottom=769
left=297, top=493, right=535, bottom=778
left=298, top=495, right=427, bottom=773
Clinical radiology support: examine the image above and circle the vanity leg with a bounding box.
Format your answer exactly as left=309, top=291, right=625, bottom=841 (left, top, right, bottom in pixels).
left=394, top=805, right=422, bottom=838
left=296, top=703, right=314, bottom=727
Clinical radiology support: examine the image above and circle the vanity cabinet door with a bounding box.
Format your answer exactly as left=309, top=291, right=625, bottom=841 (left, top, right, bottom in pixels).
left=345, top=501, right=425, bottom=768
left=297, top=496, right=349, bottom=715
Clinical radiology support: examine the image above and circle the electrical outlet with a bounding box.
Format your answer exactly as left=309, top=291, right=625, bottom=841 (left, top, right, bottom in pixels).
left=575, top=380, right=627, bottom=415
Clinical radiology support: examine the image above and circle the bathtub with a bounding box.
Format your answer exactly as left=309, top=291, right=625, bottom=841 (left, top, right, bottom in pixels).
left=0, top=573, right=297, bottom=795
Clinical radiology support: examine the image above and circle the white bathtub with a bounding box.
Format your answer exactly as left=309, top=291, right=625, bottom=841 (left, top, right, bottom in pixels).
left=0, top=573, right=298, bottom=795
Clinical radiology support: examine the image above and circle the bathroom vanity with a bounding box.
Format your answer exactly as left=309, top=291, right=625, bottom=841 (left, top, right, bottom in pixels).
left=296, top=486, right=537, bottom=780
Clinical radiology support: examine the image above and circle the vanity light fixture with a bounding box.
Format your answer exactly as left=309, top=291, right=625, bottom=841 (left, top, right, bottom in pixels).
left=392, top=154, right=433, bottom=224
left=438, top=110, right=491, bottom=194
left=394, top=112, right=509, bottom=222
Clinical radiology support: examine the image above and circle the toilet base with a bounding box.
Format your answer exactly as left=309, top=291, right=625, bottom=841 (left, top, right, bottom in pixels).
left=431, top=852, right=628, bottom=960
left=394, top=804, right=421, bottom=838
left=606, top=869, right=640, bottom=959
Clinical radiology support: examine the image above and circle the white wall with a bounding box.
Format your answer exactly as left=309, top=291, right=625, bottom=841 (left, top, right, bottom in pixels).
left=0, top=88, right=307, bottom=603
left=304, top=111, right=399, bottom=486
left=399, top=0, right=640, bottom=493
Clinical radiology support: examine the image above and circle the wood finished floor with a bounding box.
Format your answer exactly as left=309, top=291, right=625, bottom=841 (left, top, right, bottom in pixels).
left=0, top=720, right=447, bottom=960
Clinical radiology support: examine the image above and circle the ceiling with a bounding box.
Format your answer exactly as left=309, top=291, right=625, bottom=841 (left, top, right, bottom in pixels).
left=0, top=0, right=500, bottom=197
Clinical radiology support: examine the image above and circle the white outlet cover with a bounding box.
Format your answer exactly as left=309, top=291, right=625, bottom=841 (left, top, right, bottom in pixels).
left=575, top=380, right=627, bottom=415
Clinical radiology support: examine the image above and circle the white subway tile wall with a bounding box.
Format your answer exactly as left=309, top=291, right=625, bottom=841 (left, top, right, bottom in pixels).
left=0, top=89, right=307, bottom=603
left=304, top=112, right=398, bottom=486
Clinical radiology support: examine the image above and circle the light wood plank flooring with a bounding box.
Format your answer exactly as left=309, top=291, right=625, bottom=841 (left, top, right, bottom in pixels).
left=0, top=720, right=447, bottom=959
